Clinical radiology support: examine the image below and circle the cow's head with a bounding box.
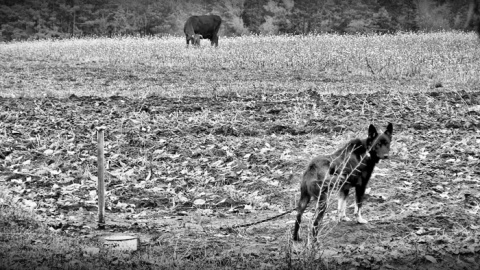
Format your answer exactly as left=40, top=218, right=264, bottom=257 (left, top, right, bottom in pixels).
left=193, top=34, right=202, bottom=46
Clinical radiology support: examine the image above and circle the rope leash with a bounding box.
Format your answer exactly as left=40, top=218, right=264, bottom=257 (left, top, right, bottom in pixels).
left=221, top=208, right=295, bottom=230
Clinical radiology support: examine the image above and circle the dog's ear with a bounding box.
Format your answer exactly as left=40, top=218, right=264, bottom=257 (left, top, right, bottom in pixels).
left=368, top=124, right=378, bottom=139
left=385, top=122, right=393, bottom=137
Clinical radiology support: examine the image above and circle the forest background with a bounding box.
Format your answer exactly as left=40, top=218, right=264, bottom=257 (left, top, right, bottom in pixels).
left=0, top=0, right=476, bottom=42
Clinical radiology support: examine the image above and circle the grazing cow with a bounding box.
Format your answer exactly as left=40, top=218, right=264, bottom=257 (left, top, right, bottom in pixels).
left=184, top=15, right=222, bottom=47
left=465, top=0, right=480, bottom=37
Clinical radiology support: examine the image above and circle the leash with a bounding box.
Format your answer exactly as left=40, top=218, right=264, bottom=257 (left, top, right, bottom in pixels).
left=221, top=208, right=295, bottom=230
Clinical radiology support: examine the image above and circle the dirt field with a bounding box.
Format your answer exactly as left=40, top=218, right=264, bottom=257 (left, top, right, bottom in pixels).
left=1, top=89, right=480, bottom=269
left=1, top=34, right=480, bottom=269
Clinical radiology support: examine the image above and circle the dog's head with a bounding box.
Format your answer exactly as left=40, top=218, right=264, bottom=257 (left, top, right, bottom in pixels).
left=366, top=123, right=393, bottom=159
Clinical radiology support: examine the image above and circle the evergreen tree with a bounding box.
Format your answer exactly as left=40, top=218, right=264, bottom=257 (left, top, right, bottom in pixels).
left=242, top=0, right=268, bottom=33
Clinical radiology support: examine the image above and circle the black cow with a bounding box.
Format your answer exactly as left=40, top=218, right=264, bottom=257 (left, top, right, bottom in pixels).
left=184, top=15, right=222, bottom=47
left=465, top=0, right=480, bottom=37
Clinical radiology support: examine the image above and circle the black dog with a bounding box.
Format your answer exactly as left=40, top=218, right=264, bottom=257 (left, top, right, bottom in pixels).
left=293, top=123, right=393, bottom=241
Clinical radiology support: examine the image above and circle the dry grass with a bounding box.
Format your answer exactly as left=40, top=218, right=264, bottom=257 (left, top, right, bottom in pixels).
left=0, top=31, right=479, bottom=98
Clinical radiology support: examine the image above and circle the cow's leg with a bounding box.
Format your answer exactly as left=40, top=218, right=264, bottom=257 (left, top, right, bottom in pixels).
left=212, top=35, right=219, bottom=47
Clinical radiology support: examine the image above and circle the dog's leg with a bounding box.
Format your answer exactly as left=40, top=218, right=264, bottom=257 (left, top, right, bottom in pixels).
left=293, top=192, right=311, bottom=241
left=355, top=186, right=368, bottom=224
left=312, top=192, right=328, bottom=240
left=338, top=188, right=351, bottom=222
left=356, top=207, right=368, bottom=224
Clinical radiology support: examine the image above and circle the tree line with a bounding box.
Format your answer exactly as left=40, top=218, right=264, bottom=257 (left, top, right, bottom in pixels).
left=0, top=0, right=476, bottom=42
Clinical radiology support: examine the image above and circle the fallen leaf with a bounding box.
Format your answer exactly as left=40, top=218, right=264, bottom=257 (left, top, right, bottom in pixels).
left=193, top=199, right=205, bottom=206
left=425, top=255, right=437, bottom=263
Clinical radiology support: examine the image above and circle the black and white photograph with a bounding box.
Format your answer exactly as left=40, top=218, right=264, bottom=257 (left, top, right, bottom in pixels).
left=1, top=0, right=479, bottom=269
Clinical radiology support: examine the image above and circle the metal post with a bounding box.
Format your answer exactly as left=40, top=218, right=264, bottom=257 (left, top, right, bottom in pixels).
left=97, top=126, right=106, bottom=229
